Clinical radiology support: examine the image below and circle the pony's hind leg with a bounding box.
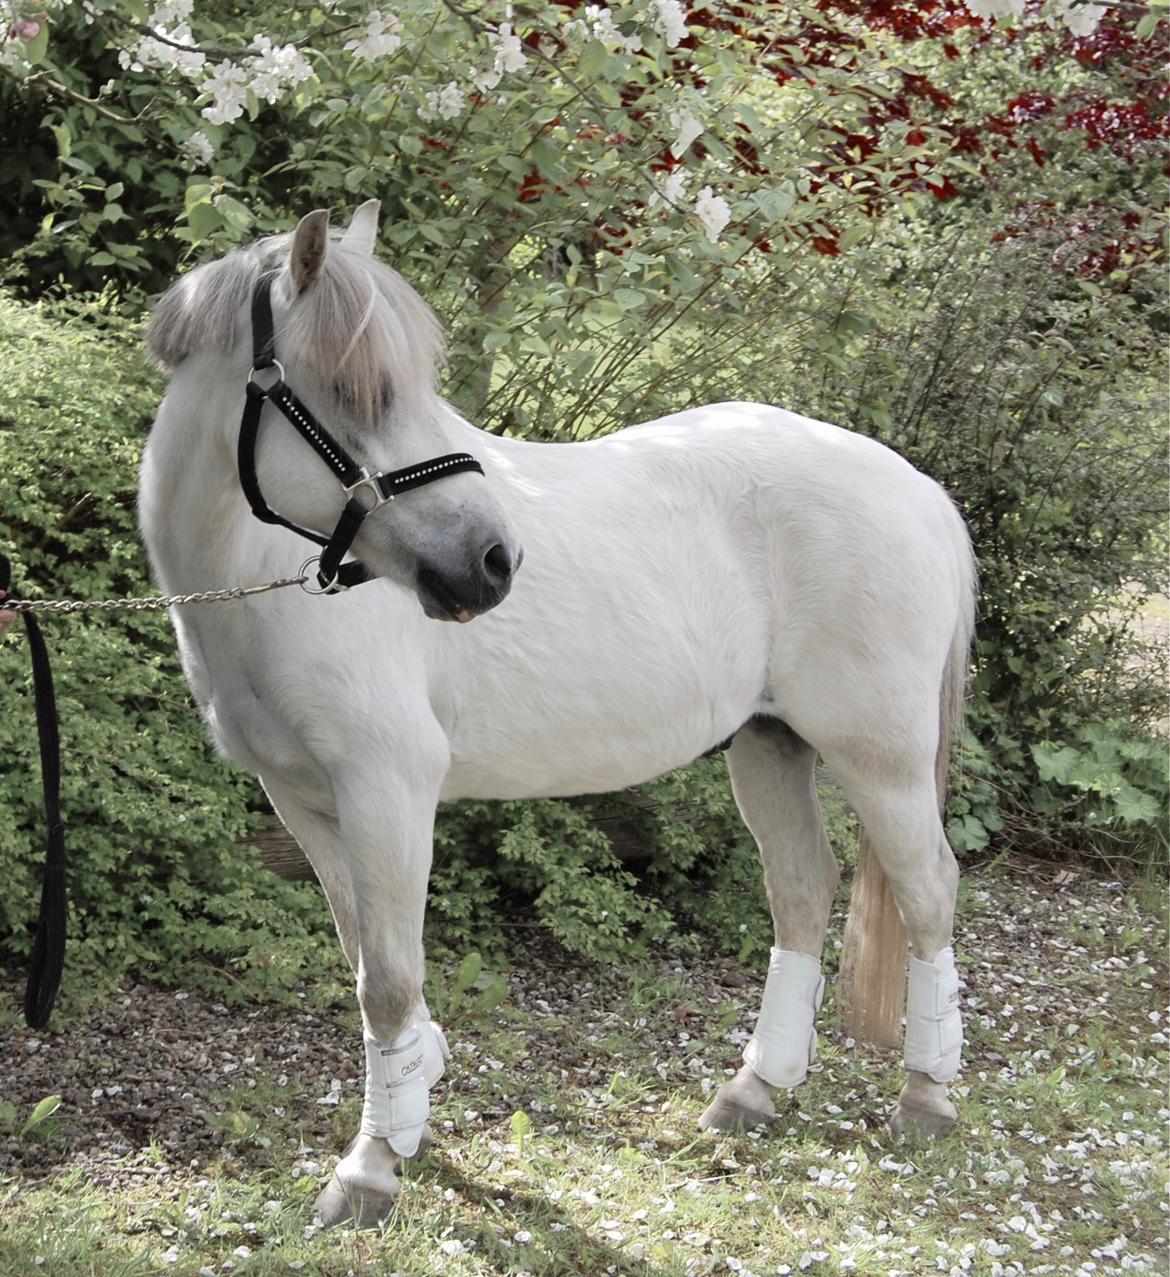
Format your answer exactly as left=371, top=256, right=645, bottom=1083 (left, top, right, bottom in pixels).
left=833, top=760, right=962, bottom=1139
left=700, top=718, right=839, bottom=1133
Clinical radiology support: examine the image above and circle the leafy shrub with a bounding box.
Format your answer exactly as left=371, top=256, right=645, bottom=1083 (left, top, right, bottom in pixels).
left=797, top=227, right=1168, bottom=872
left=0, top=296, right=345, bottom=1010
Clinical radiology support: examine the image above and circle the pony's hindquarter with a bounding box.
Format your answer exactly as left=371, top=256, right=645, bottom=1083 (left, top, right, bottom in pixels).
left=703, top=473, right=976, bottom=1137
left=839, top=542, right=975, bottom=1050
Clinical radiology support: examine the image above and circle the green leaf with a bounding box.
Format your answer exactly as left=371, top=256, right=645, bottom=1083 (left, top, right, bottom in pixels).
left=22, top=1094, right=61, bottom=1133
left=510, top=1109, right=532, bottom=1144
left=839, top=223, right=870, bottom=252
left=215, top=196, right=253, bottom=231
left=452, top=951, right=482, bottom=998
left=471, top=978, right=508, bottom=1018
left=187, top=201, right=223, bottom=240
left=185, top=183, right=214, bottom=212
left=579, top=39, right=610, bottom=79
left=1113, top=786, right=1160, bottom=825
left=1135, top=11, right=1159, bottom=39
left=24, top=23, right=49, bottom=64
left=1031, top=743, right=1082, bottom=785
left=613, top=288, right=644, bottom=311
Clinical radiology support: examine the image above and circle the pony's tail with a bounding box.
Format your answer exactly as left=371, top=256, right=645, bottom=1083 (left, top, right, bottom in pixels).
left=838, top=503, right=976, bottom=1049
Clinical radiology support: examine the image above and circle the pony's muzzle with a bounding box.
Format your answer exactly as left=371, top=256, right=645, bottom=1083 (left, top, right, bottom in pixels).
left=415, top=539, right=521, bottom=623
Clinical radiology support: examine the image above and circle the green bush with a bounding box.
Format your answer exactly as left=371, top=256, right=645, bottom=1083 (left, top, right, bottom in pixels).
left=0, top=296, right=344, bottom=1010
left=795, top=227, right=1168, bottom=872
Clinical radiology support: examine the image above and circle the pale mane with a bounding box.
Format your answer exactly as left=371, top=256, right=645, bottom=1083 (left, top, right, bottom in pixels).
left=147, top=233, right=445, bottom=428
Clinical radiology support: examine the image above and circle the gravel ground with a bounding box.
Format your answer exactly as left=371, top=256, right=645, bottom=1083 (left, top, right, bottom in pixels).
left=1, top=860, right=1164, bottom=1191
left=0, top=859, right=1166, bottom=1277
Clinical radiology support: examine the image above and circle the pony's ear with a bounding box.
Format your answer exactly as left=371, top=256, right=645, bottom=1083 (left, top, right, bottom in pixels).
left=290, top=209, right=330, bottom=293
left=341, top=199, right=381, bottom=257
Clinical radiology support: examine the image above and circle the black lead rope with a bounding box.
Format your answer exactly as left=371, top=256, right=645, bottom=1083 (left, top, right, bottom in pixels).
left=1, top=553, right=67, bottom=1029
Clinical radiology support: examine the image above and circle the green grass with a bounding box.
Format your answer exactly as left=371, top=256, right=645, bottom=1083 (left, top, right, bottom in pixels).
left=1, top=862, right=1166, bottom=1276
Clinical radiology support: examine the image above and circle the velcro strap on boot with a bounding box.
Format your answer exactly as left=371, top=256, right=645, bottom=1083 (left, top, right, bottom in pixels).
left=903, top=945, right=963, bottom=1084
left=361, top=1029, right=430, bottom=1156
left=743, top=948, right=825, bottom=1089
left=414, top=1002, right=451, bottom=1089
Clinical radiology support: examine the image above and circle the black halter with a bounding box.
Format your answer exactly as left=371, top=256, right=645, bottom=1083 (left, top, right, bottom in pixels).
left=237, top=272, right=483, bottom=593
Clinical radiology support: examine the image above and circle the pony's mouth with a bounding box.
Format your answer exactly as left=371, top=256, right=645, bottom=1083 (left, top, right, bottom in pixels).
left=416, top=567, right=484, bottom=624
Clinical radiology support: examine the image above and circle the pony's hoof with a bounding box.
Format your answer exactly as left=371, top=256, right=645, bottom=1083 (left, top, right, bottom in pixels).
left=887, top=1098, right=958, bottom=1140
left=314, top=1172, right=400, bottom=1229
left=699, top=1093, right=774, bottom=1133
left=699, top=1063, right=779, bottom=1134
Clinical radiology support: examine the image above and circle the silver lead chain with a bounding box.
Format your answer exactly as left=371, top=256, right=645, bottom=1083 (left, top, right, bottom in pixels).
left=2, top=575, right=309, bottom=615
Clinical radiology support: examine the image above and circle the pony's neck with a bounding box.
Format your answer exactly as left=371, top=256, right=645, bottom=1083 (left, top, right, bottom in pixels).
left=144, top=354, right=293, bottom=595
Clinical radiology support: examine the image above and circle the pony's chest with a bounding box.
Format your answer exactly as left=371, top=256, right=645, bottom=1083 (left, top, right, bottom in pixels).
left=181, top=627, right=333, bottom=803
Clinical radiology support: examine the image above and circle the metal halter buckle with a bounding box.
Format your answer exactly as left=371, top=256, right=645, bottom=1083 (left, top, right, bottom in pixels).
left=343, top=468, right=393, bottom=513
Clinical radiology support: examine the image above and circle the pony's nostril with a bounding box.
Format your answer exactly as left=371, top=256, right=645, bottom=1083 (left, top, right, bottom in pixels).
left=482, top=543, right=512, bottom=583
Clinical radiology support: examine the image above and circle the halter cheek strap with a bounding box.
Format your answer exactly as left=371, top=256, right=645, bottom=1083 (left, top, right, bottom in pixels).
left=238, top=272, right=483, bottom=593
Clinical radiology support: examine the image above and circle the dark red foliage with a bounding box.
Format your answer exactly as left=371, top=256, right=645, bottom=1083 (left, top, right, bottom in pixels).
left=517, top=171, right=548, bottom=204
left=537, top=0, right=1164, bottom=265
left=993, top=201, right=1163, bottom=280
left=1064, top=101, right=1168, bottom=157
left=1006, top=91, right=1055, bottom=122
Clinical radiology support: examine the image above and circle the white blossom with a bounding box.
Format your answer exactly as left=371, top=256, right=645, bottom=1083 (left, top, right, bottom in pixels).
left=489, top=22, right=525, bottom=73
left=180, top=129, right=215, bottom=168
left=201, top=59, right=248, bottom=125
left=571, top=5, right=642, bottom=54
left=345, top=8, right=403, bottom=61
left=649, top=0, right=689, bottom=48
left=669, top=107, right=702, bottom=158
left=964, top=0, right=1026, bottom=18
left=471, top=64, right=502, bottom=93
left=649, top=169, right=688, bottom=209
left=248, top=35, right=312, bottom=104
left=418, top=80, right=464, bottom=122
left=149, top=0, right=193, bottom=25
left=1052, top=1, right=1106, bottom=37
left=119, top=21, right=206, bottom=78
left=694, top=185, right=731, bottom=243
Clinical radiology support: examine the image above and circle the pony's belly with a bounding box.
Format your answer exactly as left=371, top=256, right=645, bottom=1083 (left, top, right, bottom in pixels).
left=439, top=695, right=749, bottom=801
left=441, top=744, right=712, bottom=801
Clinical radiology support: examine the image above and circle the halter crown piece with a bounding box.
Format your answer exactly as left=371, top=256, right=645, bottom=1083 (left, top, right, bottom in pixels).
left=237, top=272, right=484, bottom=593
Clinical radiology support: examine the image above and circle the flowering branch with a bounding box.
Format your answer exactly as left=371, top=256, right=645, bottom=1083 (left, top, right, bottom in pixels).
left=20, top=70, right=155, bottom=124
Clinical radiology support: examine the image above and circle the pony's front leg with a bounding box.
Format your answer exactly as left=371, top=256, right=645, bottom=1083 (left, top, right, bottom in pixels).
left=313, top=759, right=448, bottom=1229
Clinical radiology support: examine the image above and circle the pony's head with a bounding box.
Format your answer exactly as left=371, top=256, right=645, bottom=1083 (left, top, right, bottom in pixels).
left=148, top=201, right=520, bottom=622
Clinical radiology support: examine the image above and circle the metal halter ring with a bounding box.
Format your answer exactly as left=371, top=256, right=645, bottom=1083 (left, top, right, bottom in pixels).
left=246, top=359, right=286, bottom=390
left=298, top=556, right=342, bottom=596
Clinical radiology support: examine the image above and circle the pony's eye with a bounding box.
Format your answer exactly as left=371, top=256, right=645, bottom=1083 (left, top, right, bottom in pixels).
left=332, top=376, right=394, bottom=415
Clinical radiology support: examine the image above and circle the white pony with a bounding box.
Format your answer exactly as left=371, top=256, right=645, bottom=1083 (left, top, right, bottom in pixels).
left=140, top=202, right=977, bottom=1227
